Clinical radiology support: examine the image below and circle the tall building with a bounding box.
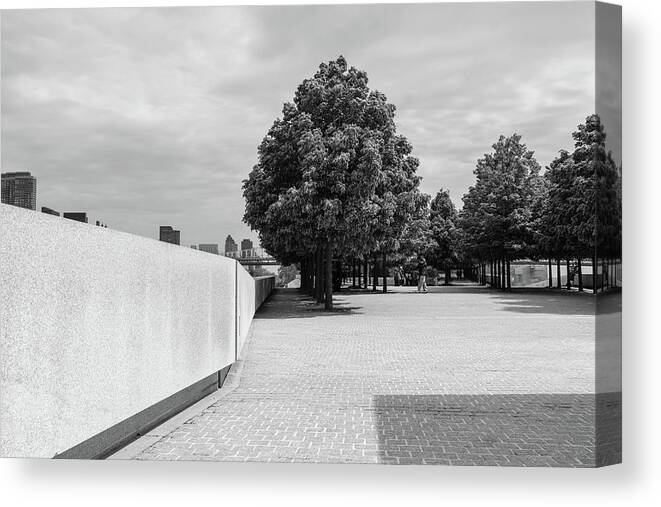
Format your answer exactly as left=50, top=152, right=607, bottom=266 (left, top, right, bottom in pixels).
left=225, top=235, right=238, bottom=256
left=159, top=225, right=180, bottom=245
left=41, top=206, right=60, bottom=216
left=1, top=172, right=37, bottom=210
left=240, top=238, right=254, bottom=258
left=63, top=212, right=88, bottom=223
left=198, top=244, right=219, bottom=255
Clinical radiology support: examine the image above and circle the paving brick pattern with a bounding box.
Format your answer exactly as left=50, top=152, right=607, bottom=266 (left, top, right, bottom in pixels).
left=130, top=286, right=621, bottom=466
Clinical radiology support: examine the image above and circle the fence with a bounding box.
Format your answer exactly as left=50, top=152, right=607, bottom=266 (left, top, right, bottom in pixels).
left=0, top=204, right=274, bottom=458
left=485, top=261, right=622, bottom=288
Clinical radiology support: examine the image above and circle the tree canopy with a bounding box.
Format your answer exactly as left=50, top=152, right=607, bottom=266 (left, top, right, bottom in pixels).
left=538, top=114, right=621, bottom=264
left=243, top=56, right=426, bottom=307
left=460, top=134, right=542, bottom=263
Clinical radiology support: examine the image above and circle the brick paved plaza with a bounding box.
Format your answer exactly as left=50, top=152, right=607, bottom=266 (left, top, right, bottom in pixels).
left=113, top=286, right=621, bottom=466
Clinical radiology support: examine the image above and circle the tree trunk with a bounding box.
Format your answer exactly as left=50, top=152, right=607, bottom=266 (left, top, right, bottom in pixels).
left=495, top=258, right=498, bottom=288
left=577, top=258, right=583, bottom=291
left=556, top=259, right=561, bottom=289
left=363, top=259, right=368, bottom=289
left=372, top=253, right=378, bottom=291
left=325, top=239, right=333, bottom=310
left=506, top=257, right=511, bottom=291
left=316, top=248, right=324, bottom=303
left=566, top=259, right=571, bottom=290
left=548, top=258, right=553, bottom=288
left=312, top=255, right=316, bottom=296
left=491, top=258, right=495, bottom=287
left=352, top=260, right=356, bottom=288
left=592, top=252, right=598, bottom=294
left=502, top=256, right=506, bottom=291
left=484, top=259, right=493, bottom=287
left=309, top=256, right=314, bottom=294
left=382, top=253, right=388, bottom=293
left=307, top=257, right=312, bottom=294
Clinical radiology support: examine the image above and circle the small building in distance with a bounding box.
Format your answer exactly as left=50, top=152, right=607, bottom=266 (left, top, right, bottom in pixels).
left=63, top=212, right=88, bottom=223
left=159, top=225, right=180, bottom=245
left=198, top=244, right=219, bottom=255
left=41, top=206, right=60, bottom=216
left=240, top=238, right=253, bottom=257
left=1, top=172, right=37, bottom=210
left=225, top=235, right=238, bottom=257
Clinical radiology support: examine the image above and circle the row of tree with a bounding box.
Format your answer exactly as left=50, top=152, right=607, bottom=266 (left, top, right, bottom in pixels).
left=243, top=57, right=622, bottom=309
left=403, top=114, right=621, bottom=293
left=455, top=114, right=621, bottom=292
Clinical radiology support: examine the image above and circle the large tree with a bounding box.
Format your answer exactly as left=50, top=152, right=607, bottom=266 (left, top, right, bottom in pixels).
left=460, top=134, right=542, bottom=290
left=429, top=189, right=458, bottom=284
left=539, top=114, right=621, bottom=291
left=243, top=56, right=425, bottom=308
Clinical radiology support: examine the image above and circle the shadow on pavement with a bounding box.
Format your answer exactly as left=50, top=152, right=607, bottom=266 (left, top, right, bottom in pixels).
left=488, top=290, right=621, bottom=316
left=373, top=393, right=621, bottom=467
left=340, top=284, right=487, bottom=295
left=253, top=289, right=362, bottom=319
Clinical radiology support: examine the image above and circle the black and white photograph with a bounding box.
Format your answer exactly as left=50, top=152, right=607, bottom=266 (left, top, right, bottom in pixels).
left=1, top=0, right=622, bottom=471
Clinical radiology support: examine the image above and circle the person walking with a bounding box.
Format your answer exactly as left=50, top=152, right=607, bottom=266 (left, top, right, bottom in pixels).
left=416, top=255, right=428, bottom=293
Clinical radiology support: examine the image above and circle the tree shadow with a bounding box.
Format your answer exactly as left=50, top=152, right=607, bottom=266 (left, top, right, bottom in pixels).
left=489, top=289, right=621, bottom=316
left=340, top=285, right=487, bottom=296
left=373, top=393, right=621, bottom=467
left=253, top=289, right=363, bottom=319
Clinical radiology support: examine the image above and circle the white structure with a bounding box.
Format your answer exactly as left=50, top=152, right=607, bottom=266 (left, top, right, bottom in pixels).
left=0, top=204, right=273, bottom=458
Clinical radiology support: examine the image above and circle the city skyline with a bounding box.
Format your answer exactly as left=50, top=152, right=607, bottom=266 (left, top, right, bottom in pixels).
left=1, top=171, right=37, bottom=210
left=1, top=3, right=620, bottom=248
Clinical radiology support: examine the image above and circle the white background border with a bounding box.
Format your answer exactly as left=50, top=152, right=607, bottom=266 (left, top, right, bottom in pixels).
left=1, top=0, right=658, bottom=505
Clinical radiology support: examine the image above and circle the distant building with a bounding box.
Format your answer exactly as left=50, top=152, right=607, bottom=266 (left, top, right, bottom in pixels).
left=63, top=212, right=88, bottom=223
left=198, top=244, right=219, bottom=255
left=41, top=206, right=60, bottom=216
left=240, top=239, right=254, bottom=258
left=1, top=172, right=37, bottom=210
left=159, top=225, right=180, bottom=245
left=225, top=235, right=238, bottom=256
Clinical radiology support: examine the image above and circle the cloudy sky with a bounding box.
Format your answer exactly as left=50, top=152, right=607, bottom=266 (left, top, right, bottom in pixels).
left=1, top=2, right=619, bottom=248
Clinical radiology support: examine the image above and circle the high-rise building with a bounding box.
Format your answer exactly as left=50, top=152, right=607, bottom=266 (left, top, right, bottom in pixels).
left=1, top=172, right=37, bottom=210
left=240, top=238, right=254, bottom=258
left=159, top=225, right=180, bottom=245
left=225, top=235, right=238, bottom=256
left=198, top=244, right=219, bottom=255
left=41, top=206, right=60, bottom=216
left=63, top=212, right=88, bottom=223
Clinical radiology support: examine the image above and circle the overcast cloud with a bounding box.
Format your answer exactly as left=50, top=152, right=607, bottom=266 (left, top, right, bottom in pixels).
left=1, top=2, right=618, bottom=248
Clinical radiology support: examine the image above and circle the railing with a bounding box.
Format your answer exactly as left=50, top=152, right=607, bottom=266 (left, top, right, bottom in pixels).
left=0, top=204, right=275, bottom=459
left=223, top=247, right=278, bottom=265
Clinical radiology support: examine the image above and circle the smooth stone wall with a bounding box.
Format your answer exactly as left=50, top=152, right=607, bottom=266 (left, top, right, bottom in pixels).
left=0, top=204, right=273, bottom=458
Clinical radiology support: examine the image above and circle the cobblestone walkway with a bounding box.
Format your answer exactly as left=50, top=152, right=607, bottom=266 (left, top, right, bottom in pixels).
left=116, top=286, right=621, bottom=466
